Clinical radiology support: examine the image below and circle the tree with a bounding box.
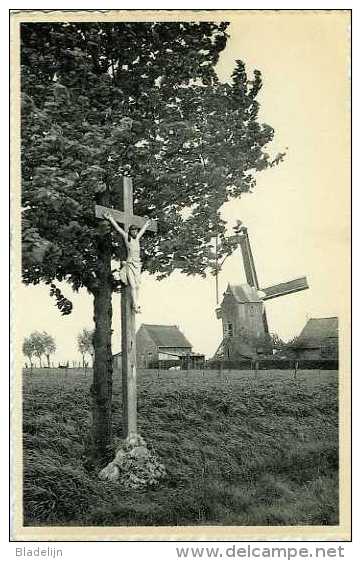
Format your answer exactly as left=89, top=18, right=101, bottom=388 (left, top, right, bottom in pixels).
left=271, top=335, right=300, bottom=357
left=21, top=22, right=281, bottom=460
left=286, top=336, right=300, bottom=347
left=27, top=331, right=47, bottom=367
left=271, top=333, right=286, bottom=352
left=77, top=328, right=94, bottom=369
left=284, top=335, right=300, bottom=357
left=42, top=332, right=56, bottom=367
left=23, top=336, right=35, bottom=369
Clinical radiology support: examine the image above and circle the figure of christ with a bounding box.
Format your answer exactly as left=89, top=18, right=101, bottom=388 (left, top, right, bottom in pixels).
left=103, top=211, right=154, bottom=313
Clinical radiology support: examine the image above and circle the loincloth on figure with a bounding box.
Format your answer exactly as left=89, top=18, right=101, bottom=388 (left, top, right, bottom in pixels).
left=119, top=259, right=141, bottom=289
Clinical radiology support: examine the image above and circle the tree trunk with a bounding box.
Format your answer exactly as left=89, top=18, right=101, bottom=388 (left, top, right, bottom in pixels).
left=46, top=355, right=50, bottom=368
left=90, top=225, right=113, bottom=463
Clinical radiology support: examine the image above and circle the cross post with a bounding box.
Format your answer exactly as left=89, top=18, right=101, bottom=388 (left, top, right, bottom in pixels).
left=95, top=176, right=157, bottom=440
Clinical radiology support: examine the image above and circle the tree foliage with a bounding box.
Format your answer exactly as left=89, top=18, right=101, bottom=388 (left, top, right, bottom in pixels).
left=23, top=336, right=35, bottom=367
left=77, top=328, right=94, bottom=365
left=20, top=22, right=282, bottom=458
left=23, top=331, right=56, bottom=367
left=271, top=333, right=301, bottom=356
left=271, top=332, right=286, bottom=351
left=42, top=332, right=56, bottom=366
left=21, top=22, right=280, bottom=299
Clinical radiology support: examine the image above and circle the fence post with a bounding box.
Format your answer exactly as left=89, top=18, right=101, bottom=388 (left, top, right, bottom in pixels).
left=294, top=360, right=298, bottom=379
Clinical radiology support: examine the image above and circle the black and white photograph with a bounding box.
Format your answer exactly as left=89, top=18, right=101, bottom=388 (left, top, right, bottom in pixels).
left=10, top=9, right=351, bottom=541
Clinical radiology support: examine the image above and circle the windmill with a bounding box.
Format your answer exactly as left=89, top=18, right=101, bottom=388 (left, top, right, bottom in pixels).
left=213, top=221, right=309, bottom=360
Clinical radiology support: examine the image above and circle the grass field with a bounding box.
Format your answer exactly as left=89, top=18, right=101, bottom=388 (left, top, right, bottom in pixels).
left=22, top=368, right=339, bottom=527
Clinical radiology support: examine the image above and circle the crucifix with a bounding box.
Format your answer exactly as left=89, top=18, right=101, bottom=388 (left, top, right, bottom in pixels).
left=95, top=176, right=157, bottom=440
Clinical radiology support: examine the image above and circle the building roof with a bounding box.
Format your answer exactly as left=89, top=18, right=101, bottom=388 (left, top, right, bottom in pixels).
left=140, top=324, right=192, bottom=349
left=226, top=284, right=262, bottom=304
left=294, top=317, right=338, bottom=348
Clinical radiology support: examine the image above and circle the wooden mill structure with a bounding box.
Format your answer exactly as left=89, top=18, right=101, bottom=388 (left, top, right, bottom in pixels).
left=214, top=223, right=309, bottom=360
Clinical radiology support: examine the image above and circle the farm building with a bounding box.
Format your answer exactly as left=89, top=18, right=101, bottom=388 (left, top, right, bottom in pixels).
left=136, top=324, right=196, bottom=368
left=179, top=353, right=205, bottom=370
left=290, top=317, right=339, bottom=359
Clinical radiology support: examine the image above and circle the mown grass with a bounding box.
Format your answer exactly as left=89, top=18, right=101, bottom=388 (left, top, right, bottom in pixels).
left=22, top=368, right=339, bottom=526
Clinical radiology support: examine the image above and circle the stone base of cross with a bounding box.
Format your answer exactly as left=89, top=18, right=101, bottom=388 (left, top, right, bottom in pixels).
left=95, top=176, right=157, bottom=441
left=99, top=433, right=166, bottom=487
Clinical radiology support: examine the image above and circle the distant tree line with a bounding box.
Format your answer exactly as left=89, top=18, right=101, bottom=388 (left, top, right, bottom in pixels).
left=23, top=331, right=56, bottom=368
left=23, top=327, right=94, bottom=369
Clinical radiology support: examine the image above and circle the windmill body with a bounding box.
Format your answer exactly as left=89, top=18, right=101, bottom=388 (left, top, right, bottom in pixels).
left=214, top=225, right=309, bottom=360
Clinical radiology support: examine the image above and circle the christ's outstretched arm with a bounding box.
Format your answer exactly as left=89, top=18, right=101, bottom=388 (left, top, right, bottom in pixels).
left=137, top=217, right=152, bottom=239
left=103, top=211, right=127, bottom=241
left=137, top=217, right=158, bottom=239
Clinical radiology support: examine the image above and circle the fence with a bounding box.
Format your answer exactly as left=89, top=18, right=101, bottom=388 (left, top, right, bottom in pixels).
left=206, top=359, right=339, bottom=370
left=23, top=358, right=339, bottom=374
left=148, top=359, right=180, bottom=369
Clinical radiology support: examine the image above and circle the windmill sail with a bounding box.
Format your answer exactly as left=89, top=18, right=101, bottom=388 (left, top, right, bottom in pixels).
left=238, top=228, right=259, bottom=288
left=238, top=228, right=270, bottom=332
left=261, top=277, right=309, bottom=301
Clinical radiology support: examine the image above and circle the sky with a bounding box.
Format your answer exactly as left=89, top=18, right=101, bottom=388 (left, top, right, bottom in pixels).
left=18, top=11, right=350, bottom=363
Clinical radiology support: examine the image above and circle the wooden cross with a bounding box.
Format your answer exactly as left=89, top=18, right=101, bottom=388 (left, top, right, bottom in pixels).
left=95, top=176, right=157, bottom=440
